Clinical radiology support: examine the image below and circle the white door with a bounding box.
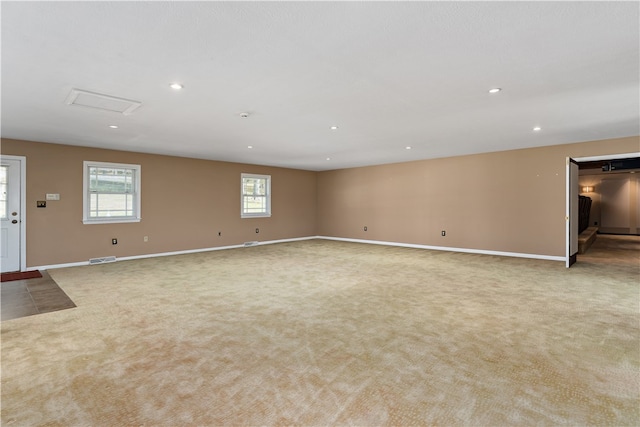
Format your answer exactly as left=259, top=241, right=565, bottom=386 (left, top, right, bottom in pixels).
left=1, top=158, right=22, bottom=272
left=566, top=158, right=579, bottom=267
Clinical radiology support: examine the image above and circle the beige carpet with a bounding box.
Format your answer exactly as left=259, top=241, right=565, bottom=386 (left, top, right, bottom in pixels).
left=1, top=238, right=638, bottom=426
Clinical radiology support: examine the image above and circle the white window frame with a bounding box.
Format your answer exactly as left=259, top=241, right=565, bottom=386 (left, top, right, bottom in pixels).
left=83, top=161, right=141, bottom=224
left=241, top=173, right=271, bottom=218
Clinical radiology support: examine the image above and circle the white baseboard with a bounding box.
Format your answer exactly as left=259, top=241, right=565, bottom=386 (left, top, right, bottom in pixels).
left=31, top=236, right=317, bottom=271
left=31, top=235, right=563, bottom=271
left=316, top=236, right=565, bottom=262
left=31, top=260, right=91, bottom=271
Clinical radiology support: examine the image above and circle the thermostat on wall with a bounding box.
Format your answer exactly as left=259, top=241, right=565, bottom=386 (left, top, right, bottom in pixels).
left=46, top=193, right=60, bottom=200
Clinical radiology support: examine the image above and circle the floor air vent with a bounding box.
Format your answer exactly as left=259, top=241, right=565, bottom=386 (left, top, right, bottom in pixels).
left=89, top=256, right=116, bottom=265
left=243, top=241, right=259, bottom=247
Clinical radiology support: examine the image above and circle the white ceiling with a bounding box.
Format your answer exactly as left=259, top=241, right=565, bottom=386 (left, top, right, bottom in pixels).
left=1, top=1, right=638, bottom=171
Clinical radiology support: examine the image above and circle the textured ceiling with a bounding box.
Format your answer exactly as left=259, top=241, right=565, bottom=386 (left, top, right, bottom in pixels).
left=1, top=2, right=638, bottom=171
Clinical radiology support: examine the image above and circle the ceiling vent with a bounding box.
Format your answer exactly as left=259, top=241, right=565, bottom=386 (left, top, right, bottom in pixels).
left=65, top=88, right=142, bottom=115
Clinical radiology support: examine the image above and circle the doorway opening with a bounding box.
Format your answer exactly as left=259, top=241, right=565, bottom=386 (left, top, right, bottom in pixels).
left=567, top=152, right=640, bottom=267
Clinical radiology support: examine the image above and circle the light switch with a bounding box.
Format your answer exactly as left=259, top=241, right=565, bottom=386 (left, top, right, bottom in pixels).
left=46, top=193, right=60, bottom=201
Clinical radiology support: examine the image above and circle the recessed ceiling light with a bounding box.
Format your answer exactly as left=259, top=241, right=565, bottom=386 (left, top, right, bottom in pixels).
left=489, top=88, right=501, bottom=94
left=326, top=157, right=331, bottom=161
left=169, top=83, right=183, bottom=90
left=247, top=145, right=253, bottom=149
left=108, top=125, right=118, bottom=129
left=533, top=126, right=542, bottom=131
left=240, top=112, right=249, bottom=118
left=330, top=126, right=338, bottom=130
left=405, top=146, right=412, bottom=150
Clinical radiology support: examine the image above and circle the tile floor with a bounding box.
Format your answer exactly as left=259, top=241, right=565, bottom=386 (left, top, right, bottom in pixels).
left=1, top=271, right=76, bottom=321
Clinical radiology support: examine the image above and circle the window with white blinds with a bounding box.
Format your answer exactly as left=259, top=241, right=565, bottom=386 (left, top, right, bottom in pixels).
left=241, top=173, right=271, bottom=218
left=83, top=161, right=141, bottom=224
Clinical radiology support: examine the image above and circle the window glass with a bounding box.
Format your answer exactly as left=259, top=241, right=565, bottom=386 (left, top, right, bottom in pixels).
left=0, top=166, right=7, bottom=219
left=241, top=174, right=271, bottom=218
left=83, top=161, right=141, bottom=224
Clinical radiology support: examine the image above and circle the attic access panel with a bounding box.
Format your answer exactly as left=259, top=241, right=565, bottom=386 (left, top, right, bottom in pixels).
left=65, top=88, right=142, bottom=115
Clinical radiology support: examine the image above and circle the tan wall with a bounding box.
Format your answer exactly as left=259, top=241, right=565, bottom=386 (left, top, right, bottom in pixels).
left=1, top=139, right=317, bottom=267
left=2, top=136, right=638, bottom=267
left=317, top=136, right=640, bottom=257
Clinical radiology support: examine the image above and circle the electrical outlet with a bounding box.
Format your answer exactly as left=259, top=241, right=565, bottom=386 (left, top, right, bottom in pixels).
left=112, top=238, right=118, bottom=245
left=364, top=226, right=368, bottom=231
left=255, top=228, right=259, bottom=233
left=441, top=230, right=446, bottom=237
left=143, top=236, right=148, bottom=242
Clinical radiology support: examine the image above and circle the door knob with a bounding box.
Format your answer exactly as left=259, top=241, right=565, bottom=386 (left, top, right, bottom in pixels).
left=11, top=220, right=18, bottom=224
